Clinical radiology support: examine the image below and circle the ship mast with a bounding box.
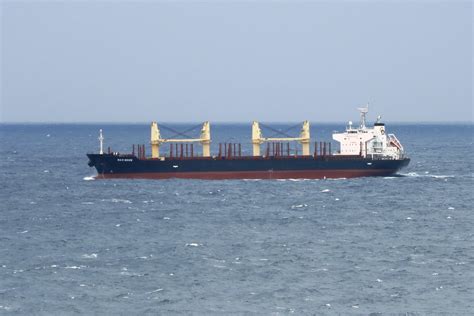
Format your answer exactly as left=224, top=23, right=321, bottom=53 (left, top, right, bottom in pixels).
left=357, top=104, right=369, bottom=129
left=98, top=129, right=104, bottom=155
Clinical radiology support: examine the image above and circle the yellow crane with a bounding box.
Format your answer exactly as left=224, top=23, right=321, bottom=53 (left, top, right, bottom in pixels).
left=252, top=121, right=311, bottom=156
left=150, top=121, right=211, bottom=158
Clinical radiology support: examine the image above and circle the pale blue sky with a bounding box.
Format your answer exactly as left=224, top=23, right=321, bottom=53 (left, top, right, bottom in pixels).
left=1, top=1, right=472, bottom=122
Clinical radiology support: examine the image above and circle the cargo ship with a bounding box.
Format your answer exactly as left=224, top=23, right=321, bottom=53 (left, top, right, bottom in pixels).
left=87, top=107, right=410, bottom=179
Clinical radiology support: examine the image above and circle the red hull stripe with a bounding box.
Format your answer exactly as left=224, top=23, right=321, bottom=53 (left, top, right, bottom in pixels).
left=96, top=169, right=397, bottom=180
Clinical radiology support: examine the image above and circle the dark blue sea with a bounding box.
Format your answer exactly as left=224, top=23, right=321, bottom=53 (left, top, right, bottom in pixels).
left=0, top=123, right=473, bottom=315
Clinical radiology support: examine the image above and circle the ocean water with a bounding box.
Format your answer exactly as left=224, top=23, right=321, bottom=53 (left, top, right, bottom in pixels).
left=0, top=123, right=473, bottom=315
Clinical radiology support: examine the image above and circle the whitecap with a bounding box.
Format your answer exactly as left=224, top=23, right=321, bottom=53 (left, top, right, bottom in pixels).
left=43, top=170, right=49, bottom=173
left=81, top=202, right=94, bottom=205
left=83, top=176, right=95, bottom=181
left=18, top=230, right=28, bottom=234
left=321, top=189, right=330, bottom=193
left=400, top=172, right=454, bottom=179
left=82, top=253, right=98, bottom=259
left=102, top=198, right=132, bottom=204
left=430, top=175, right=454, bottom=179
left=186, top=243, right=200, bottom=247
left=65, top=265, right=85, bottom=269
left=448, top=207, right=455, bottom=210
left=147, top=289, right=163, bottom=294
left=401, top=172, right=420, bottom=177
left=112, top=199, right=132, bottom=203
left=291, top=204, right=307, bottom=209
left=335, top=198, right=340, bottom=201
left=406, top=217, right=412, bottom=220
left=163, top=217, right=170, bottom=220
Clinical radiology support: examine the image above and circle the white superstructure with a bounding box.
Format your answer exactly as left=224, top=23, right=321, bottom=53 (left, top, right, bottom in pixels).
left=332, top=106, right=405, bottom=160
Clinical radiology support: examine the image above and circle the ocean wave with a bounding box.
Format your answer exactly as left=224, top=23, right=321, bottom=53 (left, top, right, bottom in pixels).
left=399, top=172, right=455, bottom=179
left=291, top=204, right=308, bottom=209
left=186, top=243, right=201, bottom=247
left=64, top=265, right=86, bottom=269
left=82, top=253, right=98, bottom=259
left=102, top=198, right=132, bottom=204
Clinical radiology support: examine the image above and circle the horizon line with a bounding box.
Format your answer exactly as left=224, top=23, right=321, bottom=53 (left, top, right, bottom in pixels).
left=1, top=120, right=473, bottom=125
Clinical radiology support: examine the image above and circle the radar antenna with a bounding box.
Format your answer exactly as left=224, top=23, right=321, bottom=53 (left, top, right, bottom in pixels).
left=357, top=104, right=369, bottom=129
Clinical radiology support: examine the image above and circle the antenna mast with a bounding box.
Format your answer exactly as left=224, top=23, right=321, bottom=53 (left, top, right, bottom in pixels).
left=357, top=104, right=369, bottom=129
left=99, top=129, right=104, bottom=154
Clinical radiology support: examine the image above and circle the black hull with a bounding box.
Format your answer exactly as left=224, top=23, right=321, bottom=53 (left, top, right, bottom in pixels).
left=87, top=154, right=410, bottom=180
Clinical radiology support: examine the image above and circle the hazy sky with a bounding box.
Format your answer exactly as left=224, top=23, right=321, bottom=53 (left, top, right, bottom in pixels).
left=1, top=1, right=472, bottom=123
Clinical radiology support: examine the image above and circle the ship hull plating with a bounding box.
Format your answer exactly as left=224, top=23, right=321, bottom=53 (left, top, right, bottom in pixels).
left=87, top=154, right=410, bottom=180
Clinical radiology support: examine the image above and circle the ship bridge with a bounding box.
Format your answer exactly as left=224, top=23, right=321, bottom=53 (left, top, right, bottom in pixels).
left=332, top=106, right=405, bottom=160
